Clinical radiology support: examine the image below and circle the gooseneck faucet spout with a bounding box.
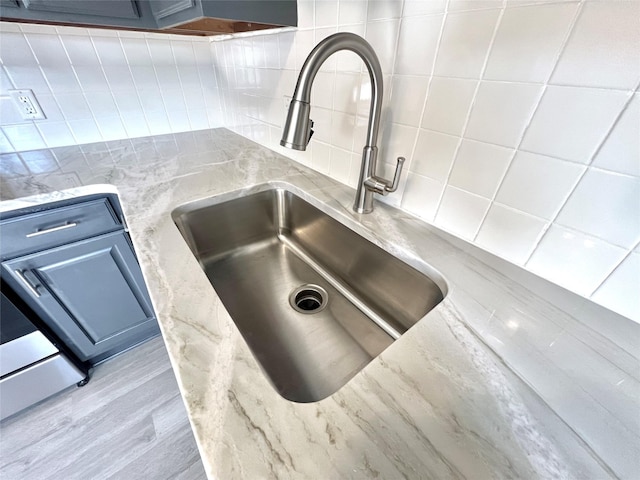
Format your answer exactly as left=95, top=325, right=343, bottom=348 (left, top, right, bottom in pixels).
left=280, top=32, right=404, bottom=214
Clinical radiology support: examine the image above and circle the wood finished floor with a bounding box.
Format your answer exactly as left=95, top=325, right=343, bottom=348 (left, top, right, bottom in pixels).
left=0, top=337, right=207, bottom=480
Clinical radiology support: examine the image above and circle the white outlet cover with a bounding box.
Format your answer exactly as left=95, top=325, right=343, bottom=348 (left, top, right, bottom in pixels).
left=8, top=89, right=46, bottom=120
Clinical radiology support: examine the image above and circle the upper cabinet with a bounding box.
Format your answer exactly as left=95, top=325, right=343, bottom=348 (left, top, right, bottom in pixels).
left=0, top=0, right=297, bottom=36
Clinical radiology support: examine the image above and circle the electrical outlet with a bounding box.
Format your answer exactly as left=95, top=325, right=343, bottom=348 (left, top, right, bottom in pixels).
left=9, top=89, right=46, bottom=120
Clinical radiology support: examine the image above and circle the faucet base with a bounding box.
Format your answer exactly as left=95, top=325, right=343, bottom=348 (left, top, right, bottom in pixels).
left=353, top=205, right=373, bottom=214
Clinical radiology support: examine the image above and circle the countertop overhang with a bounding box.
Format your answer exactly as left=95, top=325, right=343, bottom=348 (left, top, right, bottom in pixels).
left=1, top=128, right=638, bottom=479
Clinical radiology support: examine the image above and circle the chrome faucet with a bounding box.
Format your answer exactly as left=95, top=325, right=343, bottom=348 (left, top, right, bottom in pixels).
left=280, top=32, right=405, bottom=214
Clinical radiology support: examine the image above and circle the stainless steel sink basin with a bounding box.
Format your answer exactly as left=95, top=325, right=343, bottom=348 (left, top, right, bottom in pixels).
left=172, top=187, right=446, bottom=402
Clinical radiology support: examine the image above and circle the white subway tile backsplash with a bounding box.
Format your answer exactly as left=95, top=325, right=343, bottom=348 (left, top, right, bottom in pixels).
left=0, top=23, right=220, bottom=150
left=111, top=90, right=143, bottom=116
left=521, top=86, right=630, bottom=164
left=592, top=94, right=639, bottom=177
left=145, top=109, right=172, bottom=135
left=0, top=98, right=24, bottom=125
left=92, top=36, right=127, bottom=65
left=401, top=172, right=444, bottom=221
left=177, top=65, right=202, bottom=90
left=466, top=81, right=542, bottom=148
left=551, top=1, right=640, bottom=90
left=448, top=0, right=504, bottom=12
left=25, top=34, right=69, bottom=67
left=137, top=86, right=166, bottom=112
left=338, top=0, right=367, bottom=25
left=556, top=169, right=640, bottom=249
left=103, top=65, right=137, bottom=92
left=129, top=65, right=159, bottom=89
left=171, top=40, right=196, bottom=66
left=121, top=113, right=150, bottom=138
left=403, top=0, right=446, bottom=16
left=0, top=0, right=637, bottom=321
left=55, top=95, right=93, bottom=125
left=394, top=14, right=443, bottom=76
left=448, top=139, right=512, bottom=198
left=389, top=75, right=428, bottom=126
left=0, top=129, right=14, bottom=153
left=41, top=64, right=82, bottom=93
left=278, top=32, right=296, bottom=70
left=410, top=129, right=459, bottom=181
left=95, top=115, right=127, bottom=141
left=120, top=38, right=153, bottom=66
left=297, top=0, right=314, bottom=29
left=147, top=39, right=176, bottom=65
left=527, top=225, right=627, bottom=296
left=331, top=111, right=356, bottom=151
left=476, top=203, right=547, bottom=264
left=35, top=121, right=76, bottom=148
left=0, top=66, right=14, bottom=91
left=435, top=186, right=491, bottom=240
left=421, top=77, right=476, bottom=136
left=495, top=151, right=585, bottom=219
left=0, top=33, right=37, bottom=66
left=60, top=35, right=101, bottom=65
left=329, top=146, right=352, bottom=184
left=4, top=65, right=49, bottom=93
left=434, top=9, right=500, bottom=79
left=378, top=122, right=417, bottom=167
left=332, top=72, right=359, bottom=114
left=84, top=92, right=119, bottom=117
left=2, top=123, right=46, bottom=150
left=72, top=65, right=109, bottom=92
left=310, top=107, right=332, bottom=144
left=367, top=0, right=403, bottom=21
left=364, top=19, right=399, bottom=74
left=591, top=253, right=640, bottom=322
left=484, top=2, right=577, bottom=83
left=34, top=94, right=64, bottom=122
left=312, top=141, right=331, bottom=174
left=316, top=0, right=338, bottom=27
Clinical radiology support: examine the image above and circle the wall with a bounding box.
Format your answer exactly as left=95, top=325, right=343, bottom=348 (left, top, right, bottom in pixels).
left=212, top=0, right=640, bottom=323
left=0, top=22, right=223, bottom=151
left=0, top=2, right=638, bottom=323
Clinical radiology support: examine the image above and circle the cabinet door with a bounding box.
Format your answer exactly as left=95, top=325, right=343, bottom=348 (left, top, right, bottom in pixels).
left=2, top=231, right=158, bottom=362
left=22, top=0, right=139, bottom=19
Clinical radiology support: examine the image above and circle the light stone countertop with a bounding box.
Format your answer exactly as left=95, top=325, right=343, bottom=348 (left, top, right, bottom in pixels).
left=1, top=129, right=639, bottom=479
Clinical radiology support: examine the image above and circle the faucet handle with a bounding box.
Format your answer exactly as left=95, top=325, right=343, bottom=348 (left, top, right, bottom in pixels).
left=364, top=156, right=406, bottom=196
left=308, top=119, right=314, bottom=142
left=384, top=156, right=405, bottom=193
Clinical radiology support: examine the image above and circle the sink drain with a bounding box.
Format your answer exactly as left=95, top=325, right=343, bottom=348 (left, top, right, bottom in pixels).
left=289, top=284, right=328, bottom=314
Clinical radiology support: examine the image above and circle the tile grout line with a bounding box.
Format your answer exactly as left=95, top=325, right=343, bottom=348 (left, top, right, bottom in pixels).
left=522, top=83, right=637, bottom=269
left=470, top=1, right=585, bottom=245
left=116, top=37, right=162, bottom=135
left=0, top=64, right=20, bottom=153
left=432, top=6, right=505, bottom=226
left=513, top=1, right=591, bottom=266
left=397, top=2, right=449, bottom=212
left=144, top=36, right=180, bottom=136
left=588, top=238, right=640, bottom=299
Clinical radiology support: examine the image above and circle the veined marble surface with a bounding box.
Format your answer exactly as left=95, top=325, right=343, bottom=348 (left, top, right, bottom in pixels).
left=1, top=129, right=638, bottom=479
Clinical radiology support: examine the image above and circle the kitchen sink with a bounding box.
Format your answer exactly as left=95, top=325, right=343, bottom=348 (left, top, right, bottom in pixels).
left=172, top=186, right=446, bottom=402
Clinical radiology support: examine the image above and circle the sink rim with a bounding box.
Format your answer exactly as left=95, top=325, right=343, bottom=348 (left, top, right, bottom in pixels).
left=171, top=181, right=449, bottom=298
left=170, top=181, right=450, bottom=402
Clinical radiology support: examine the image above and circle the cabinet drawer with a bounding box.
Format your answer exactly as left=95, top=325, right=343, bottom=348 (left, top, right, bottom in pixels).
left=1, top=198, right=121, bottom=259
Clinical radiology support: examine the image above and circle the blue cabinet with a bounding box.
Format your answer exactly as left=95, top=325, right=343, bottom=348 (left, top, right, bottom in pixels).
left=0, top=0, right=297, bottom=34
left=0, top=196, right=159, bottom=364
